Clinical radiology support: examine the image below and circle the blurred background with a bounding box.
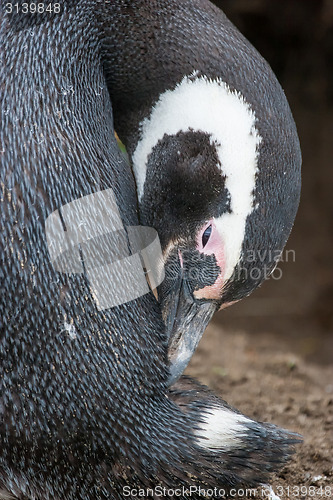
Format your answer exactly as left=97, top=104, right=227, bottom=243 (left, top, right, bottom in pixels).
left=185, top=0, right=333, bottom=489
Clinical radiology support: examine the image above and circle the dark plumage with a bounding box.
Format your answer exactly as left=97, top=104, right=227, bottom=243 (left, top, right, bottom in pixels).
left=0, top=1, right=301, bottom=498
left=103, top=0, right=301, bottom=379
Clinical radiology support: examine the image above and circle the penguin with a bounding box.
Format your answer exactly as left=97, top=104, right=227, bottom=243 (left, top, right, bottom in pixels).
left=102, top=0, right=302, bottom=382
left=0, top=1, right=300, bottom=499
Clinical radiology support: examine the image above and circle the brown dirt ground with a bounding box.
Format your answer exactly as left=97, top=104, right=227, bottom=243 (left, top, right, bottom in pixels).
left=186, top=320, right=332, bottom=499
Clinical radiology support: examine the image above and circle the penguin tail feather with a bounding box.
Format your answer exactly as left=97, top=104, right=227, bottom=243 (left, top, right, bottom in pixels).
left=168, top=376, right=302, bottom=486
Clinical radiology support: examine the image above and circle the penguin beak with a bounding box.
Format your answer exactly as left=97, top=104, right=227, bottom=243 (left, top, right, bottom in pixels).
left=159, top=252, right=216, bottom=386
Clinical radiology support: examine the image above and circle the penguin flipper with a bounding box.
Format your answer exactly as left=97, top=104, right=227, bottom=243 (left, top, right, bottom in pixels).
left=169, top=376, right=302, bottom=486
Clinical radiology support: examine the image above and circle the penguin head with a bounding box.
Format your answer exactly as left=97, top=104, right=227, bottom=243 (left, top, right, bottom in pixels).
left=130, top=74, right=301, bottom=384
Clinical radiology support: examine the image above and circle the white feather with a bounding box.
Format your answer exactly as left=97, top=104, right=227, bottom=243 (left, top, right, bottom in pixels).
left=195, top=407, right=251, bottom=451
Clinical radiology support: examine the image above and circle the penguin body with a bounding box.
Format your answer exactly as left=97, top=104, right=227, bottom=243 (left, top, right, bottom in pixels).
left=103, top=0, right=301, bottom=379
left=0, top=4, right=178, bottom=497
left=0, top=1, right=300, bottom=498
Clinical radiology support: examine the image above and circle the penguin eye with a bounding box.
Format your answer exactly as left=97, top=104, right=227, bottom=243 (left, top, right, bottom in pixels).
left=202, top=225, right=212, bottom=247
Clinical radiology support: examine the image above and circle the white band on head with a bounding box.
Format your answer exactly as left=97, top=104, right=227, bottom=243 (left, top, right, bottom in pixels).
left=132, top=73, right=262, bottom=282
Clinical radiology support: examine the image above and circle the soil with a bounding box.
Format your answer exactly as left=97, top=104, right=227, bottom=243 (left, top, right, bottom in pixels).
left=186, top=320, right=333, bottom=499
left=185, top=2, right=333, bottom=498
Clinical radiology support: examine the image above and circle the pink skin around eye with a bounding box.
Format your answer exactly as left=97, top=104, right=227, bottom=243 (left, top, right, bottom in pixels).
left=193, top=220, right=226, bottom=300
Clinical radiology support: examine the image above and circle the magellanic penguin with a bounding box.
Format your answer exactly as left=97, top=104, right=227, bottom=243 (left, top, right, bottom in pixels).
left=103, top=0, right=302, bottom=382
left=0, top=1, right=300, bottom=499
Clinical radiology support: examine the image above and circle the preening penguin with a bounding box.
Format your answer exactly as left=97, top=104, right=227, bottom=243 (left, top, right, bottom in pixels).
left=0, top=0, right=301, bottom=498
left=104, top=0, right=302, bottom=382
